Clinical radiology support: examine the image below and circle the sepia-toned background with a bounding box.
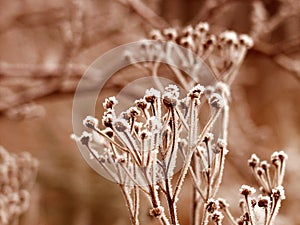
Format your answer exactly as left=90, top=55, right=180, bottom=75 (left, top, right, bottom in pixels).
left=0, top=0, right=299, bottom=224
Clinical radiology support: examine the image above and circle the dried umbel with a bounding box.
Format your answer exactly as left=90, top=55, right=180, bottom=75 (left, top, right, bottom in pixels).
left=216, top=152, right=287, bottom=225
left=239, top=152, right=287, bottom=225
left=148, top=22, right=253, bottom=86
left=0, top=146, right=38, bottom=225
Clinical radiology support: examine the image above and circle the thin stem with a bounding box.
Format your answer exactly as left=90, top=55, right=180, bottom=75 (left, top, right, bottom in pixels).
left=192, top=155, right=202, bottom=225
left=173, top=107, right=222, bottom=202
left=220, top=205, right=238, bottom=225
left=267, top=198, right=280, bottom=225
left=244, top=195, right=255, bottom=225
left=201, top=206, right=209, bottom=225
left=120, top=185, right=138, bottom=225
left=93, top=127, right=130, bottom=153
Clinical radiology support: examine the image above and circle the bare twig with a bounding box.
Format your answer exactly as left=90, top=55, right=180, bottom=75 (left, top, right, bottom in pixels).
left=116, top=0, right=169, bottom=29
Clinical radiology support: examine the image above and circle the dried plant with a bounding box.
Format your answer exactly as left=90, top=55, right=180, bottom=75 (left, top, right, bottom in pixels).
left=0, top=1, right=296, bottom=225
left=72, top=21, right=288, bottom=225
left=218, top=151, right=287, bottom=225
left=0, top=146, right=38, bottom=225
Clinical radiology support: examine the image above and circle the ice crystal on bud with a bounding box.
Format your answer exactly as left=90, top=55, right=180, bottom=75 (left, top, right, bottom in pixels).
left=240, top=185, right=256, bottom=196
left=113, top=118, right=130, bottom=132
left=278, top=150, right=288, bottom=160
left=162, top=91, right=178, bottom=107
left=217, top=198, right=229, bottom=209
left=128, top=106, right=140, bottom=118
left=211, top=211, right=224, bottom=223
left=257, top=195, right=270, bottom=208
left=219, top=31, right=238, bottom=44
left=209, top=93, right=224, bottom=109
left=135, top=98, right=149, bottom=110
left=140, top=130, right=151, bottom=140
left=272, top=186, right=285, bottom=200
left=195, top=22, right=209, bottom=33
left=80, top=131, right=92, bottom=146
left=150, top=29, right=163, bottom=41
left=239, top=34, right=254, bottom=48
left=83, top=116, right=99, bottom=129
left=162, top=28, right=177, bottom=40
left=103, top=96, right=118, bottom=109
left=145, top=88, right=160, bottom=103
left=188, top=84, right=205, bottom=99
left=206, top=199, right=219, bottom=213
left=248, top=154, right=260, bottom=167
left=149, top=206, right=164, bottom=218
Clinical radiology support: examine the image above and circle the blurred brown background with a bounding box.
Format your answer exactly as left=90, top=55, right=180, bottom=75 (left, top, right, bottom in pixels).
left=0, top=0, right=299, bottom=224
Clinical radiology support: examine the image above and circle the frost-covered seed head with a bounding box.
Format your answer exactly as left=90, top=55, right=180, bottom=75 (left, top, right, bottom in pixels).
left=188, top=84, right=205, bottom=99
left=165, top=84, right=179, bottom=96
left=99, top=156, right=106, bottom=163
left=103, top=96, right=118, bottom=109
left=257, top=167, right=264, bottom=176
left=272, top=186, right=285, bottom=200
left=117, top=156, right=127, bottom=164
left=162, top=92, right=177, bottom=107
left=162, top=28, right=177, bottom=40
left=204, top=35, right=216, bottom=49
left=204, top=132, right=214, bottom=142
left=113, top=119, right=130, bottom=132
left=135, top=99, right=149, bottom=110
left=140, top=130, right=151, bottom=140
left=80, top=131, right=92, bottom=146
left=271, top=152, right=280, bottom=166
left=216, top=139, right=227, bottom=150
left=162, top=85, right=180, bottom=107
left=83, top=116, right=99, bottom=129
left=219, top=31, right=238, bottom=45
left=258, top=195, right=270, bottom=208
left=128, top=107, right=140, bottom=118
left=150, top=29, right=164, bottom=40
left=183, top=25, right=194, bottom=36
left=239, top=34, right=254, bottom=48
left=149, top=206, right=164, bottom=218
left=195, top=22, right=209, bottom=33
left=217, top=198, right=229, bottom=209
left=260, top=160, right=270, bottom=170
left=206, top=199, right=219, bottom=213
left=209, top=93, right=224, bottom=109
left=248, top=154, right=260, bottom=168
left=240, top=185, right=256, bottom=196
left=211, top=211, right=224, bottom=222
left=180, top=35, right=194, bottom=48
left=103, top=128, right=114, bottom=138
left=120, top=111, right=130, bottom=121
left=145, top=88, right=160, bottom=103
left=102, top=111, right=113, bottom=128
left=278, top=150, right=288, bottom=161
